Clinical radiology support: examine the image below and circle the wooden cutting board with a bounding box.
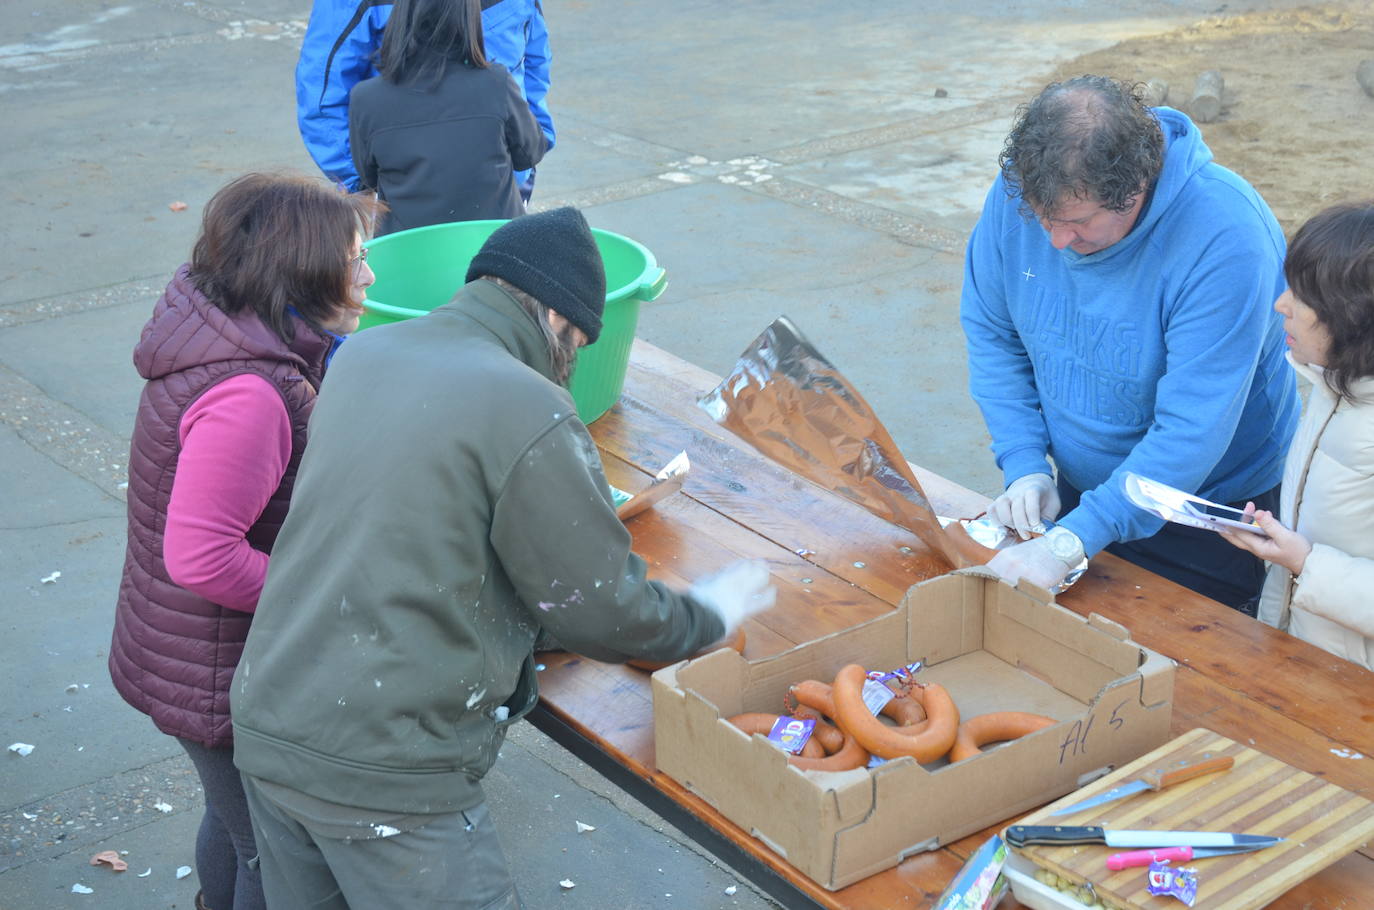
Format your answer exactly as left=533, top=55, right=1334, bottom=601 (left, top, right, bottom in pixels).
left=1007, top=727, right=1374, bottom=909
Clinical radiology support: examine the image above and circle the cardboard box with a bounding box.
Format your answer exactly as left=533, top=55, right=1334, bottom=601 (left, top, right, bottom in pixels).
left=651, top=571, right=1175, bottom=891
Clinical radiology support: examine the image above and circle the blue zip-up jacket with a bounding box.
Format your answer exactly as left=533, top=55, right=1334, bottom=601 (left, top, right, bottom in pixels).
left=295, top=0, right=553, bottom=192
left=960, top=107, right=1299, bottom=557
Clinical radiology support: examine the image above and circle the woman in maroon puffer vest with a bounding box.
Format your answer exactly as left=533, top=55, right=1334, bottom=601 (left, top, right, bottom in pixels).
left=110, top=173, right=381, bottom=910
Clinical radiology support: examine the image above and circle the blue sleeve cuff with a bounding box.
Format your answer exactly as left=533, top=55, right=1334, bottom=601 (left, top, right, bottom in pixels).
left=1057, top=507, right=1117, bottom=559
left=999, top=449, right=1054, bottom=490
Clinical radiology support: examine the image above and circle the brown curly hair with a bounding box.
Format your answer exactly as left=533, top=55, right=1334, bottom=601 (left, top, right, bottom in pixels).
left=1000, top=75, right=1164, bottom=220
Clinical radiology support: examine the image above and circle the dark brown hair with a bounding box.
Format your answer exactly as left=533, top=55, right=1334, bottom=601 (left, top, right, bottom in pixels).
left=1001, top=76, right=1164, bottom=220
left=189, top=173, right=383, bottom=342
left=1285, top=201, right=1374, bottom=403
left=379, top=0, right=487, bottom=88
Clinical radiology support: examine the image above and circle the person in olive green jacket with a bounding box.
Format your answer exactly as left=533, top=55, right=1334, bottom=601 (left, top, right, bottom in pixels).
left=230, top=208, right=775, bottom=910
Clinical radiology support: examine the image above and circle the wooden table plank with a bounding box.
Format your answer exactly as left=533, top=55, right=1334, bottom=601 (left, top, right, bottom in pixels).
left=526, top=340, right=1374, bottom=909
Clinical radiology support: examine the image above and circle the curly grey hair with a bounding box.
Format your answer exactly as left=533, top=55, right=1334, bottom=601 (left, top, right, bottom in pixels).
left=999, top=75, right=1164, bottom=221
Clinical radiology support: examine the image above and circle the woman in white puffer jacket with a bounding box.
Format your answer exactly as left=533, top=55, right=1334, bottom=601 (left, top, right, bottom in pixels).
left=1221, top=201, right=1374, bottom=671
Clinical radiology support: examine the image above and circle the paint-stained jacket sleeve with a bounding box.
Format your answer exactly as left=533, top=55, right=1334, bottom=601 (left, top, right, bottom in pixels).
left=489, top=416, right=724, bottom=663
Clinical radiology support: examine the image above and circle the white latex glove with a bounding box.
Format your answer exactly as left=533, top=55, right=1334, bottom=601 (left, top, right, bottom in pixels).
left=986, top=536, right=1076, bottom=591
left=689, top=559, right=777, bottom=635
left=990, top=473, right=1061, bottom=540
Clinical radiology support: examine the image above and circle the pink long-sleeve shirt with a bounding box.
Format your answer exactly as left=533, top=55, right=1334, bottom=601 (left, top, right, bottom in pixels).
left=163, top=374, right=292, bottom=613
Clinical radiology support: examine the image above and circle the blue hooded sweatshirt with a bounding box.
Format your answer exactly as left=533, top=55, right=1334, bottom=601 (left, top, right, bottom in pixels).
left=960, top=107, right=1299, bottom=556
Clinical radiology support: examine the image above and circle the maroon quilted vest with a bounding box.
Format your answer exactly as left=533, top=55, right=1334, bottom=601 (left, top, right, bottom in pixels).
left=109, top=266, right=331, bottom=748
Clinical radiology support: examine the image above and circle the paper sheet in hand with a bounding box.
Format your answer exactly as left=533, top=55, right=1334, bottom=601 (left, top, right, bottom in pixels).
left=1123, top=472, right=1265, bottom=535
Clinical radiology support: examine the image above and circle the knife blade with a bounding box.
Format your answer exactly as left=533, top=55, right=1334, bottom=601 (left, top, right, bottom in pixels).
left=1051, top=753, right=1235, bottom=816
left=1105, top=843, right=1274, bottom=870
left=1004, top=825, right=1285, bottom=850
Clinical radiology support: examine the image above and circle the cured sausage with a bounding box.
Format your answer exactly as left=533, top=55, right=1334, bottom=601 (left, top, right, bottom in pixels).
left=831, top=664, right=960, bottom=762
left=948, top=712, right=1057, bottom=762
left=727, top=712, right=826, bottom=758
left=789, top=679, right=926, bottom=727
left=787, top=726, right=870, bottom=771
left=791, top=705, right=845, bottom=755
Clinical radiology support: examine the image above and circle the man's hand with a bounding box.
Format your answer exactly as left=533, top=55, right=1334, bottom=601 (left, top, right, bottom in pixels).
left=990, top=473, right=1061, bottom=539
left=690, top=559, right=777, bottom=634
left=986, top=535, right=1078, bottom=591
left=1218, top=506, right=1312, bottom=576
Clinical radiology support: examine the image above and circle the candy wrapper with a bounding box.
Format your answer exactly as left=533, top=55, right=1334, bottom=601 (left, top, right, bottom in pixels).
left=1147, top=860, right=1198, bottom=907
left=934, top=834, right=1009, bottom=910
left=698, top=316, right=995, bottom=569
left=767, top=715, right=817, bottom=755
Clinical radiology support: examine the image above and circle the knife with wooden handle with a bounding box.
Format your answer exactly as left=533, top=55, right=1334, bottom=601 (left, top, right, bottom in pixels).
left=1050, top=753, right=1235, bottom=816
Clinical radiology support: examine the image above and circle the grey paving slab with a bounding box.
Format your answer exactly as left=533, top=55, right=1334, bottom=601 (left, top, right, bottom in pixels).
left=780, top=119, right=1012, bottom=237
left=0, top=794, right=204, bottom=909
left=2, top=6, right=310, bottom=306
left=0, top=299, right=148, bottom=441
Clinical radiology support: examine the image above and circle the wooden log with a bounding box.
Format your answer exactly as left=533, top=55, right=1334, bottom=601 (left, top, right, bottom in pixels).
left=1144, top=78, right=1169, bottom=107
left=1358, top=59, right=1374, bottom=99
left=1190, top=69, right=1224, bottom=122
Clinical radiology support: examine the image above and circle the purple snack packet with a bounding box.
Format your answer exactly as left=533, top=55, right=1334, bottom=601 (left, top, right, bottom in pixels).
left=767, top=715, right=816, bottom=755
left=1146, top=860, right=1198, bottom=906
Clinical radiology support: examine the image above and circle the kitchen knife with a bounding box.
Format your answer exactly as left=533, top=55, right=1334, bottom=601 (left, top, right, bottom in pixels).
left=1105, top=844, right=1274, bottom=870
left=1005, top=825, right=1285, bottom=850
left=1051, top=753, right=1235, bottom=816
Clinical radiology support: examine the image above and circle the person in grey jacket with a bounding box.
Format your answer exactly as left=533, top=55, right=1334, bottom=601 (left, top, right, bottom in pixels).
left=231, top=207, right=774, bottom=909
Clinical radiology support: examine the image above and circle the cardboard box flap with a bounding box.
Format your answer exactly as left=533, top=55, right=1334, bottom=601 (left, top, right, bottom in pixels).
left=744, top=604, right=910, bottom=694
left=904, top=572, right=986, bottom=663
left=983, top=582, right=1143, bottom=704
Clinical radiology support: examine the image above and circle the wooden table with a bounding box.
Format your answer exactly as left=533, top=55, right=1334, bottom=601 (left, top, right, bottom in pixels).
left=528, top=340, right=1374, bottom=909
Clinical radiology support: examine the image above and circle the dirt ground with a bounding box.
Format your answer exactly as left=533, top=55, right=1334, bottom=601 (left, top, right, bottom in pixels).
left=1043, top=2, right=1374, bottom=234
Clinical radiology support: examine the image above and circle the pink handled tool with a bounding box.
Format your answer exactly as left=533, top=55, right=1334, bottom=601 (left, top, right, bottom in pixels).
left=1105, top=840, right=1276, bottom=870
left=1107, top=846, right=1194, bottom=870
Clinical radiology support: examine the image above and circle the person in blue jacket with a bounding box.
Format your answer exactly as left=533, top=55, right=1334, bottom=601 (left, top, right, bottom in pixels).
left=960, top=75, right=1299, bottom=610
left=295, top=0, right=553, bottom=200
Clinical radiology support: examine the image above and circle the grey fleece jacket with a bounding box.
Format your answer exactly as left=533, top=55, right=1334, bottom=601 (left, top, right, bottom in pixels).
left=230, top=279, right=723, bottom=814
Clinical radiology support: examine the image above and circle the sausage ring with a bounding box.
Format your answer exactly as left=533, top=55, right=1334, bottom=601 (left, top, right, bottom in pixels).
left=831, top=664, right=960, bottom=762
left=948, top=712, right=1057, bottom=762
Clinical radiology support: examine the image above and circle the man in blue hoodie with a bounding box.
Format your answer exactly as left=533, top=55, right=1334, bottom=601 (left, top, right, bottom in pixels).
left=960, top=75, right=1299, bottom=611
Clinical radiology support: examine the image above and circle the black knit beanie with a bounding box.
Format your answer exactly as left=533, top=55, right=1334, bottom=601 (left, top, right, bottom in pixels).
left=466, top=208, right=606, bottom=343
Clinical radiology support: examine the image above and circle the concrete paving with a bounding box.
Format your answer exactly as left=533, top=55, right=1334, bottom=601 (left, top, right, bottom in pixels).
left=0, top=1, right=1321, bottom=908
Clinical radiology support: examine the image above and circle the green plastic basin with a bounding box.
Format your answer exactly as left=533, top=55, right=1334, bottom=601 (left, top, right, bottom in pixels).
left=357, top=219, right=667, bottom=423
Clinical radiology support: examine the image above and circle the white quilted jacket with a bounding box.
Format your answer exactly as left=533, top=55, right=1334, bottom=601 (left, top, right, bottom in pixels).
left=1257, top=356, right=1374, bottom=670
